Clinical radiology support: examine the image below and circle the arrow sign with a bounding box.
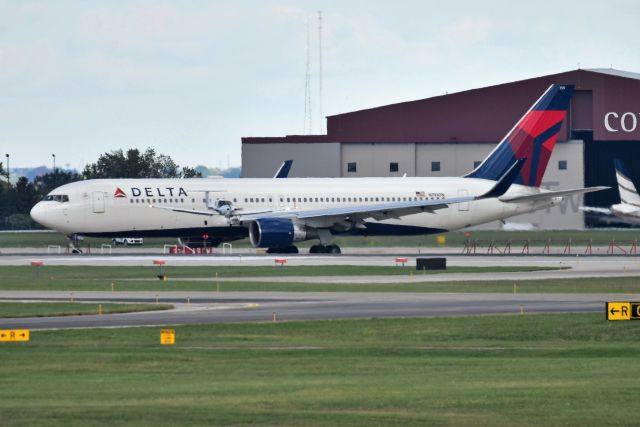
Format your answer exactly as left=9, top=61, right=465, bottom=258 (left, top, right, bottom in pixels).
left=607, top=302, right=631, bottom=321
left=0, top=330, right=30, bottom=342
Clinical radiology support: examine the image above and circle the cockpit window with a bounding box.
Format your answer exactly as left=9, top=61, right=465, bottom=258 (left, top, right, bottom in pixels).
left=43, top=194, right=69, bottom=203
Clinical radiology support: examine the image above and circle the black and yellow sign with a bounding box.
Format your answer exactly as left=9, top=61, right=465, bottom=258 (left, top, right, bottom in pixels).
left=606, top=302, right=640, bottom=321
left=0, top=330, right=30, bottom=342
left=160, top=329, right=175, bottom=345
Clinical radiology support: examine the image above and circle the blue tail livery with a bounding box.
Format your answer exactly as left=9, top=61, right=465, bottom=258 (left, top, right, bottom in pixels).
left=465, top=84, right=574, bottom=187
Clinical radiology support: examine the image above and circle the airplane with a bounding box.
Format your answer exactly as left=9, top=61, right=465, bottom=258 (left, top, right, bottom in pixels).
left=582, top=159, right=640, bottom=225
left=31, top=84, right=607, bottom=254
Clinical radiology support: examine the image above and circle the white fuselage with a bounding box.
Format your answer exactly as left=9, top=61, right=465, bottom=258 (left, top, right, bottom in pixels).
left=31, top=176, right=557, bottom=240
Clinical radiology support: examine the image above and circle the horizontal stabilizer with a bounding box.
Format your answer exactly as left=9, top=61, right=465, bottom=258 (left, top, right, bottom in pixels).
left=580, top=206, right=613, bottom=215
left=500, top=186, right=609, bottom=203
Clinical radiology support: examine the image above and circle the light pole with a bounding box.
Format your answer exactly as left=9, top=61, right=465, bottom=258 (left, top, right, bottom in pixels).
left=52, top=154, right=56, bottom=187
left=4, top=154, right=8, bottom=184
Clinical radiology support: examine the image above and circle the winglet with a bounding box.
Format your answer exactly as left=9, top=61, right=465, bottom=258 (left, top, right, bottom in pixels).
left=476, top=158, right=526, bottom=200
left=273, top=160, right=293, bottom=178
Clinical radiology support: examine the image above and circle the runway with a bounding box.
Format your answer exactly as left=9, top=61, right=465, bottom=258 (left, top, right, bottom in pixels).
left=1, top=252, right=637, bottom=329
left=0, top=290, right=625, bottom=330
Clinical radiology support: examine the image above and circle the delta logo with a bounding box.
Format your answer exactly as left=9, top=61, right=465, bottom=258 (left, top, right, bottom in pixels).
left=114, top=187, right=127, bottom=198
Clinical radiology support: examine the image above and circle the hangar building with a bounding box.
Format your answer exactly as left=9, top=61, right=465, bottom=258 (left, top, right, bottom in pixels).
left=242, top=69, right=640, bottom=229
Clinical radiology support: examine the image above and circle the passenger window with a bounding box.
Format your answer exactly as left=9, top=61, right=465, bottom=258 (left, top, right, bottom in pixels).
left=304, top=198, right=307, bottom=202
left=250, top=198, right=254, bottom=203
left=234, top=198, right=237, bottom=203
left=261, top=198, right=265, bottom=203
left=130, top=199, right=134, bottom=204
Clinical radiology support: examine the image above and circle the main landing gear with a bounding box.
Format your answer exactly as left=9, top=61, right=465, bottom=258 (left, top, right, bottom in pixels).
left=309, top=244, right=341, bottom=254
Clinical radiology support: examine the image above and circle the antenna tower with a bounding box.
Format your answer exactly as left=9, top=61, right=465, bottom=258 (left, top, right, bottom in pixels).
left=303, top=17, right=313, bottom=134
left=317, top=10, right=323, bottom=134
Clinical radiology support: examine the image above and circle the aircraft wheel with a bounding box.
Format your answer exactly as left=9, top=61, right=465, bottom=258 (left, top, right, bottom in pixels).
left=309, top=244, right=323, bottom=254
left=326, top=245, right=341, bottom=254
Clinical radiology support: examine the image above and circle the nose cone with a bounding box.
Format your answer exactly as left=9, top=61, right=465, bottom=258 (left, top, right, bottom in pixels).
left=30, top=203, right=47, bottom=227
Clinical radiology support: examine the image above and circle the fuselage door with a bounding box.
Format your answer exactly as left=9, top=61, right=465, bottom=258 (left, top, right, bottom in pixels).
left=92, top=191, right=105, bottom=213
left=457, top=189, right=470, bottom=211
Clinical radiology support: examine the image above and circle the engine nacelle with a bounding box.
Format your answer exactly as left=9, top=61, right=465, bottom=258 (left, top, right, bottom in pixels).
left=249, top=218, right=313, bottom=248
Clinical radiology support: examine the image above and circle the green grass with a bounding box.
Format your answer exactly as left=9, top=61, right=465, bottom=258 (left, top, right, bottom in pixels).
left=4, top=265, right=640, bottom=294
left=0, top=264, right=561, bottom=282
left=0, top=314, right=638, bottom=426
left=3, top=229, right=640, bottom=248
left=0, top=302, right=173, bottom=318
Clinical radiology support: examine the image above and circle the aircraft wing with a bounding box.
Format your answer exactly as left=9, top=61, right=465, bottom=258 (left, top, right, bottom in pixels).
left=237, top=198, right=460, bottom=222
left=499, top=186, right=609, bottom=203
left=273, top=160, right=293, bottom=178
left=150, top=205, right=274, bottom=217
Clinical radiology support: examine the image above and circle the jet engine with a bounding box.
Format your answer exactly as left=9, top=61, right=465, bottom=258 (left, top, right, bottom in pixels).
left=249, top=218, right=315, bottom=248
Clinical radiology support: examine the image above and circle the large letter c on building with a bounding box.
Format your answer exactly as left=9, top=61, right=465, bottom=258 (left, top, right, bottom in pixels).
left=604, top=112, right=619, bottom=132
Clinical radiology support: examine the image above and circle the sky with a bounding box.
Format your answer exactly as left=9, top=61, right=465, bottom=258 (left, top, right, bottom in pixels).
left=1, top=0, right=640, bottom=171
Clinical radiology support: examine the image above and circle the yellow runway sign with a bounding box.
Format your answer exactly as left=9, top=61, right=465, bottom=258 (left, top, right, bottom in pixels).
left=160, top=329, right=175, bottom=345
left=606, top=302, right=640, bottom=321
left=0, top=330, right=30, bottom=342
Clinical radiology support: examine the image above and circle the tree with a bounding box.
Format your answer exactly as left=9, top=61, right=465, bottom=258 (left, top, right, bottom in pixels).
left=181, top=166, right=203, bottom=178
left=83, top=148, right=181, bottom=179
left=12, top=177, right=39, bottom=215
left=33, top=170, right=83, bottom=198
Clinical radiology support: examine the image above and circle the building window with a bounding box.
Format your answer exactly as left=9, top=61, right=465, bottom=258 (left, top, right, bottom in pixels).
left=474, top=161, right=481, bottom=169
left=431, top=161, right=441, bottom=172
left=389, top=162, right=399, bottom=173
left=347, top=162, right=357, bottom=173
left=559, top=160, right=567, bottom=170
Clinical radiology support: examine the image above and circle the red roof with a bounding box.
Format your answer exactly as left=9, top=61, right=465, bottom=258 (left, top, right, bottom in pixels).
left=242, top=69, right=640, bottom=144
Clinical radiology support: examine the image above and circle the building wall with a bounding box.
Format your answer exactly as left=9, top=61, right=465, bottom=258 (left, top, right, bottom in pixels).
left=241, top=143, right=341, bottom=178
left=341, top=143, right=416, bottom=177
